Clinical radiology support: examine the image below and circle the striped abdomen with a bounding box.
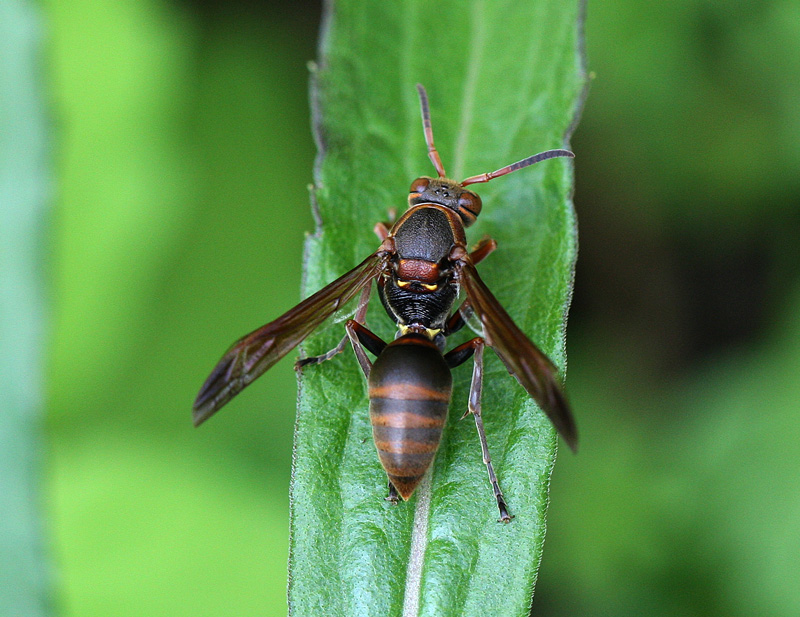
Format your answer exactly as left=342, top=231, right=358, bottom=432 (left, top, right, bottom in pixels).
left=368, top=333, right=452, bottom=500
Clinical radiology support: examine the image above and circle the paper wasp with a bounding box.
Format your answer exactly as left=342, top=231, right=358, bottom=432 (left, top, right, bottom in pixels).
left=193, top=84, right=577, bottom=522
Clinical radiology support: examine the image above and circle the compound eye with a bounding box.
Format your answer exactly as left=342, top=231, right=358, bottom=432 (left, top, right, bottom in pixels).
left=457, top=191, right=482, bottom=226
left=409, top=177, right=431, bottom=194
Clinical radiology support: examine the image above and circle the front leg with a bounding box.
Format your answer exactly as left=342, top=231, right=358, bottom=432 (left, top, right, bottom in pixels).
left=373, top=207, right=398, bottom=241
left=469, top=236, right=497, bottom=264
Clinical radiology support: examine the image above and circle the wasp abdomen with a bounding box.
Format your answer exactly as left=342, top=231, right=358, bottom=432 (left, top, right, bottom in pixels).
left=368, top=334, right=452, bottom=500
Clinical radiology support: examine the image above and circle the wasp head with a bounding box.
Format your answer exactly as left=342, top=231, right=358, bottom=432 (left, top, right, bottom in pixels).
left=408, top=176, right=482, bottom=227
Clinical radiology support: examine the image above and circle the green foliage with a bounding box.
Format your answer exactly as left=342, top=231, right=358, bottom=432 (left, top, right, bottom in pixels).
left=46, top=1, right=316, bottom=614
left=289, top=2, right=585, bottom=615
left=0, top=1, right=53, bottom=615
left=40, top=0, right=800, bottom=615
left=544, top=283, right=800, bottom=617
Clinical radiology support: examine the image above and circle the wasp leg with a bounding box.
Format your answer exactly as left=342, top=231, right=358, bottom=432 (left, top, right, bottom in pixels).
left=445, top=338, right=513, bottom=523
left=345, top=321, right=397, bottom=503
left=386, top=481, right=400, bottom=504
left=443, top=302, right=473, bottom=336
left=469, top=236, right=497, bottom=264
left=296, top=284, right=372, bottom=369
left=443, top=237, right=498, bottom=336
left=344, top=319, right=386, bottom=379
left=374, top=222, right=391, bottom=241
left=373, top=208, right=398, bottom=241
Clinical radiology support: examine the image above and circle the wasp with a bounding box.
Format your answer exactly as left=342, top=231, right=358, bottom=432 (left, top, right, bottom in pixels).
left=193, top=84, right=577, bottom=522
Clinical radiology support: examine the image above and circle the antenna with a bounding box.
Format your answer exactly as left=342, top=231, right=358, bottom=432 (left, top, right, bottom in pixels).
left=461, top=149, right=574, bottom=186
left=416, top=84, right=447, bottom=178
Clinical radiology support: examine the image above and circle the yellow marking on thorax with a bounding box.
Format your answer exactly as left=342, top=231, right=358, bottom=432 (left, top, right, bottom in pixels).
left=397, top=280, right=438, bottom=291
left=398, top=325, right=442, bottom=340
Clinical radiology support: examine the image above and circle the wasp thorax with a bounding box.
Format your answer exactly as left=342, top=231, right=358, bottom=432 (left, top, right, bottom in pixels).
left=408, top=177, right=481, bottom=227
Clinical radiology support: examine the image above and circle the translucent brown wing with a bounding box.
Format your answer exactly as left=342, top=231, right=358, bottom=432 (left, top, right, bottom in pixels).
left=456, top=260, right=578, bottom=451
left=193, top=251, right=389, bottom=426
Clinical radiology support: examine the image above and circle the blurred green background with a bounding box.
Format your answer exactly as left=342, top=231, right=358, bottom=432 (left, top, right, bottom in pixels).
left=2, top=0, right=800, bottom=615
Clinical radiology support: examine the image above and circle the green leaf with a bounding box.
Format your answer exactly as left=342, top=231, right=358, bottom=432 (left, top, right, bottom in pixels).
left=0, top=1, right=54, bottom=615
left=289, top=1, right=585, bottom=616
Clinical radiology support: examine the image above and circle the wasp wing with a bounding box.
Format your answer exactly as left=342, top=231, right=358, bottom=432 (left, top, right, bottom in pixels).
left=193, top=251, right=389, bottom=426
left=456, top=260, right=578, bottom=451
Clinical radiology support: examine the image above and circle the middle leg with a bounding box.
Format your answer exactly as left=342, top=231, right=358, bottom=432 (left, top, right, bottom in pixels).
left=296, top=283, right=373, bottom=369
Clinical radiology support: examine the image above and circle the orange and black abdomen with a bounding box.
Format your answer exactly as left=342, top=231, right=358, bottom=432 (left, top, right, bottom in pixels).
left=368, top=333, right=452, bottom=500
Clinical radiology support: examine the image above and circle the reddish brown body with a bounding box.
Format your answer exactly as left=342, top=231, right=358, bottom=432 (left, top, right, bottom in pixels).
left=192, top=84, right=577, bottom=522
